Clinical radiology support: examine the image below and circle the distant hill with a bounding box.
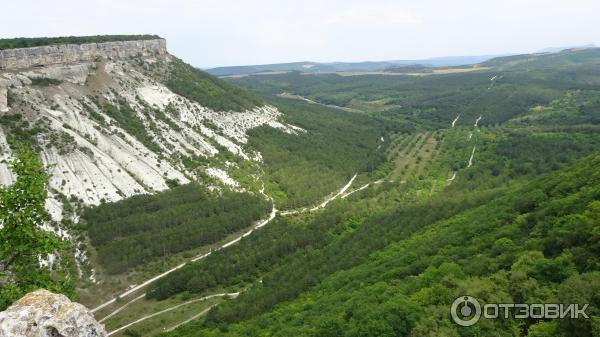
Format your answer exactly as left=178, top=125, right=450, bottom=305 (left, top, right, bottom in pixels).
left=539, top=44, right=597, bottom=53
left=206, top=55, right=500, bottom=76
left=481, top=46, right=600, bottom=69
left=206, top=44, right=599, bottom=77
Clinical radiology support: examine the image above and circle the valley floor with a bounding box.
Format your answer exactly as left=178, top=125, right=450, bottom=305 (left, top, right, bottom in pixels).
left=86, top=172, right=359, bottom=336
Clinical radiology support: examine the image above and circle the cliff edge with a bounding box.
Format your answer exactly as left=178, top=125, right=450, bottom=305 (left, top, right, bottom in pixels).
left=0, top=39, right=166, bottom=70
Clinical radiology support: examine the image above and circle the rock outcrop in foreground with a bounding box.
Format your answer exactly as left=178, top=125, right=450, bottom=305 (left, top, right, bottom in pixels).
left=0, top=289, right=106, bottom=337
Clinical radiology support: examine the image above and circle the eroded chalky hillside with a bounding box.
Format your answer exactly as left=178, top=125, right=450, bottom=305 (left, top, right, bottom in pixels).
left=0, top=37, right=302, bottom=222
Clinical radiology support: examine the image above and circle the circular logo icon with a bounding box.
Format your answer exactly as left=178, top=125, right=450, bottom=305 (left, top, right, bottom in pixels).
left=451, top=296, right=481, bottom=326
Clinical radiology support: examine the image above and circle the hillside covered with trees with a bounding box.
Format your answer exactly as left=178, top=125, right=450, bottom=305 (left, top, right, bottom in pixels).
left=82, top=184, right=271, bottom=274
left=2, top=32, right=599, bottom=337
left=144, top=48, right=600, bottom=337
left=157, top=134, right=600, bottom=337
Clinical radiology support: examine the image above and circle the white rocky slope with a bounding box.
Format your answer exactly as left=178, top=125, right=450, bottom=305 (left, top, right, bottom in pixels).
left=0, top=52, right=302, bottom=221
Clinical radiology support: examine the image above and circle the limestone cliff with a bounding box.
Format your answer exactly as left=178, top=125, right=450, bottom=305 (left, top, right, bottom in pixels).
left=0, top=81, right=7, bottom=113
left=0, top=289, right=106, bottom=337
left=0, top=38, right=304, bottom=270
left=0, top=38, right=301, bottom=213
left=0, top=39, right=166, bottom=70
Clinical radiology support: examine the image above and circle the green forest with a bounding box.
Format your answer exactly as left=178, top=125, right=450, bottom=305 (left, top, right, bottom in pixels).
left=155, top=135, right=600, bottom=337
left=82, top=184, right=271, bottom=274
left=247, top=97, right=407, bottom=209
left=147, top=49, right=600, bottom=337
left=229, top=48, right=600, bottom=128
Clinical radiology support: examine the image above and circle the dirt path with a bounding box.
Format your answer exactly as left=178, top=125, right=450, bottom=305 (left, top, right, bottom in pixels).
left=452, top=114, right=461, bottom=127
left=467, top=145, right=476, bottom=168
left=280, top=174, right=357, bottom=215
left=99, top=294, right=145, bottom=323
left=164, top=304, right=218, bottom=332
left=446, top=172, right=457, bottom=185
left=341, top=180, right=384, bottom=199
left=106, top=172, right=362, bottom=332
left=466, top=115, right=481, bottom=168
left=93, top=209, right=276, bottom=314
left=278, top=92, right=363, bottom=113
left=107, top=293, right=239, bottom=336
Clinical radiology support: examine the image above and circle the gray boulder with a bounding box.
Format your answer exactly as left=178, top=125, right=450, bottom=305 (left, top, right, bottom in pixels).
left=0, top=289, right=106, bottom=337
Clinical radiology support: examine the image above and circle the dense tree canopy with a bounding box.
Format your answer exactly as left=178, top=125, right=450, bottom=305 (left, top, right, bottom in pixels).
left=83, top=184, right=271, bottom=274
left=157, top=142, right=600, bottom=337
left=144, top=48, right=600, bottom=337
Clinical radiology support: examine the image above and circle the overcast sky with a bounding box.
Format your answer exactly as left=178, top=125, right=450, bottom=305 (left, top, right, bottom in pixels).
left=2, top=0, right=599, bottom=68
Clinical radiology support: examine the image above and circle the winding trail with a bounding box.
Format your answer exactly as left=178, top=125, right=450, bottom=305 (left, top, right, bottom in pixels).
left=451, top=114, right=461, bottom=127
left=341, top=183, right=370, bottom=199
left=93, top=174, right=357, bottom=315
left=164, top=304, right=218, bottom=332
left=277, top=92, right=363, bottom=113
left=280, top=174, right=357, bottom=215
left=341, top=179, right=384, bottom=199
left=446, top=172, right=457, bottom=185
left=466, top=116, right=482, bottom=168
left=310, top=174, right=357, bottom=210
left=92, top=263, right=187, bottom=313
left=221, top=206, right=277, bottom=248
left=94, top=209, right=277, bottom=317
left=467, top=145, right=476, bottom=168
left=99, top=294, right=145, bottom=323
left=107, top=293, right=239, bottom=336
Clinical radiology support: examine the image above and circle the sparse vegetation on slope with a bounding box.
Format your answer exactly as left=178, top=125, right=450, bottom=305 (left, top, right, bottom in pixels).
left=99, top=101, right=161, bottom=153
left=29, top=77, right=63, bottom=86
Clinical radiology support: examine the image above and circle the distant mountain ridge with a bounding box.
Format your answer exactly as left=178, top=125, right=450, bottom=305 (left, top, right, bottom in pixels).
left=206, top=43, right=599, bottom=77
left=206, top=55, right=501, bottom=76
